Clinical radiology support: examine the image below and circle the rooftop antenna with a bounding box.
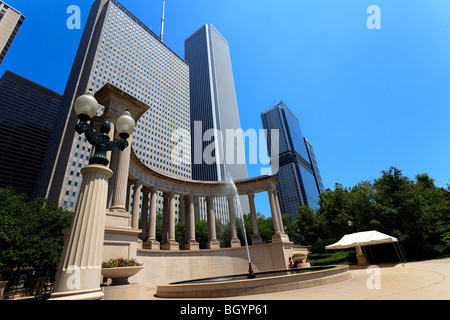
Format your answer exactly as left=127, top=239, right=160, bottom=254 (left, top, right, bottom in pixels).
left=160, top=0, right=166, bottom=42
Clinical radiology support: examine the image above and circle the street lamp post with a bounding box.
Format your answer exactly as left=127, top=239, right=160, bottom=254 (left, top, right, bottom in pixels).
left=51, top=91, right=136, bottom=300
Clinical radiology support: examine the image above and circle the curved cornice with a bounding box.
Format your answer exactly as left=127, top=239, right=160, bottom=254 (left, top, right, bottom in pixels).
left=128, top=150, right=280, bottom=197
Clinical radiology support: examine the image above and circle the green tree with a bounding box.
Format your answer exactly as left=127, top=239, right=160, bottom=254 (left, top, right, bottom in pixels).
left=349, top=180, right=379, bottom=231
left=318, top=183, right=352, bottom=239
left=296, top=205, right=325, bottom=245
left=257, top=215, right=274, bottom=244
left=195, top=220, right=209, bottom=249
left=282, top=214, right=300, bottom=244
left=175, top=222, right=185, bottom=248
left=0, top=188, right=72, bottom=275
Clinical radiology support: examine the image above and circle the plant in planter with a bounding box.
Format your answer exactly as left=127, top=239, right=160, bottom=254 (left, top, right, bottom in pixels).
left=101, top=258, right=144, bottom=286
left=292, top=253, right=307, bottom=263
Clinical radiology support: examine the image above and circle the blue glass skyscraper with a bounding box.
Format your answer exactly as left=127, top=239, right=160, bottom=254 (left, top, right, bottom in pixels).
left=261, top=101, right=323, bottom=217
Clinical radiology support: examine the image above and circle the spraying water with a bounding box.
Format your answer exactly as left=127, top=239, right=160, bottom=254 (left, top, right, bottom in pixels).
left=226, top=177, right=255, bottom=279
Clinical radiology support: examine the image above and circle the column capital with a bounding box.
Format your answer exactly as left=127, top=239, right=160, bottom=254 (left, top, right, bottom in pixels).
left=142, top=187, right=152, bottom=194
left=247, top=193, right=255, bottom=200
left=226, top=194, right=235, bottom=201
left=132, top=180, right=143, bottom=187
left=163, top=191, right=175, bottom=198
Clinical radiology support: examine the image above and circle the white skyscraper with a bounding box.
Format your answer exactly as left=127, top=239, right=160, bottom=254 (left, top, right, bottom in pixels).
left=185, top=24, right=250, bottom=220
left=0, top=1, right=25, bottom=65
left=36, top=0, right=191, bottom=218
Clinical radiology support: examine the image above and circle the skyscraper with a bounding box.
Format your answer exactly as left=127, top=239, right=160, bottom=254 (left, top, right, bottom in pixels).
left=35, top=0, right=191, bottom=217
left=185, top=24, right=250, bottom=220
left=261, top=101, right=323, bottom=217
left=304, top=137, right=325, bottom=194
left=0, top=71, right=61, bottom=198
left=0, top=1, right=25, bottom=65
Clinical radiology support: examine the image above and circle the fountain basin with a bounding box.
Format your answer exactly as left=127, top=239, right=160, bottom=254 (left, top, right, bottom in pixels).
left=156, top=265, right=351, bottom=298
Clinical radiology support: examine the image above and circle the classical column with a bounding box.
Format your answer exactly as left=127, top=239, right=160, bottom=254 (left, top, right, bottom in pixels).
left=143, top=188, right=160, bottom=250
left=268, top=189, right=290, bottom=243
left=227, top=195, right=241, bottom=248
left=106, top=148, right=119, bottom=208
left=125, top=182, right=132, bottom=213
left=109, top=136, right=132, bottom=212
left=248, top=193, right=262, bottom=245
left=194, top=196, right=200, bottom=221
left=131, top=181, right=142, bottom=230
left=273, top=190, right=285, bottom=234
left=162, top=192, right=179, bottom=251
left=162, top=193, right=169, bottom=245
left=140, top=188, right=150, bottom=241
left=183, top=195, right=199, bottom=251
left=268, top=190, right=281, bottom=234
left=206, top=196, right=220, bottom=249
left=51, top=164, right=113, bottom=300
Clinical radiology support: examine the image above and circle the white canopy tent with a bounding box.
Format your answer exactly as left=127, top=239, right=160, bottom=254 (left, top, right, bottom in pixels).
left=325, top=230, right=407, bottom=265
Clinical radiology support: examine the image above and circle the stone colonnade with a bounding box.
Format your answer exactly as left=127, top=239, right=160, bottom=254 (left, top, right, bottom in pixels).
left=95, top=84, right=290, bottom=252
left=119, top=184, right=288, bottom=251
left=52, top=84, right=292, bottom=301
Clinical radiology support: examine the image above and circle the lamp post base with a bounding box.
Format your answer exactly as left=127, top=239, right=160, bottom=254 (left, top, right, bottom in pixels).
left=52, top=164, right=113, bottom=300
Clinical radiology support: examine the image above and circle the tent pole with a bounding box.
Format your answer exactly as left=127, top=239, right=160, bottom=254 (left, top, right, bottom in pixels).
left=398, top=242, right=408, bottom=264
left=368, top=245, right=376, bottom=265
left=393, top=242, right=406, bottom=266
left=326, top=249, right=331, bottom=265
left=392, top=242, right=404, bottom=266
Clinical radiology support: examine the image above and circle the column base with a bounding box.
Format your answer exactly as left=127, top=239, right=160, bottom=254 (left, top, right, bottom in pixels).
left=207, top=239, right=221, bottom=250
left=50, top=288, right=104, bottom=301
left=161, top=241, right=179, bottom=251
left=230, top=237, right=241, bottom=248
left=183, top=240, right=200, bottom=251
left=272, top=233, right=291, bottom=243
left=143, top=239, right=160, bottom=250
left=252, top=236, right=263, bottom=245
left=106, top=209, right=131, bottom=229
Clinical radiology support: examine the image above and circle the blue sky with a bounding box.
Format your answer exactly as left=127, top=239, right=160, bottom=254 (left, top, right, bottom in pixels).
left=1, top=0, right=449, bottom=218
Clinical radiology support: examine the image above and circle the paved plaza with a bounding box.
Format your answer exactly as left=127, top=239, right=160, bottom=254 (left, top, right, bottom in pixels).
left=147, top=258, right=450, bottom=300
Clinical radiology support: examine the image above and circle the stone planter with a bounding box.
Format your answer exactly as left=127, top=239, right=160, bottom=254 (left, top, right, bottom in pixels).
left=293, top=256, right=307, bottom=264
left=102, top=266, right=144, bottom=286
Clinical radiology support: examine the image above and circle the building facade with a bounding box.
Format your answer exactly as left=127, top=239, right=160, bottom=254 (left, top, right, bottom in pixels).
left=261, top=101, right=323, bottom=217
left=185, top=24, right=249, bottom=220
left=304, top=137, right=325, bottom=194
left=35, top=0, right=191, bottom=218
left=0, top=71, right=61, bottom=198
left=0, top=1, right=24, bottom=65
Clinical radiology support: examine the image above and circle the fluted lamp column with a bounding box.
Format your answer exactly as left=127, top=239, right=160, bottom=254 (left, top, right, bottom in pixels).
left=51, top=91, right=136, bottom=300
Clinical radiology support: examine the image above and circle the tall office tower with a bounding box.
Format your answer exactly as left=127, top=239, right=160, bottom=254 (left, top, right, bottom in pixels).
left=261, top=101, right=323, bottom=217
left=185, top=24, right=250, bottom=221
left=304, top=138, right=325, bottom=194
left=35, top=0, right=191, bottom=217
left=0, top=1, right=25, bottom=65
left=0, top=71, right=61, bottom=198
